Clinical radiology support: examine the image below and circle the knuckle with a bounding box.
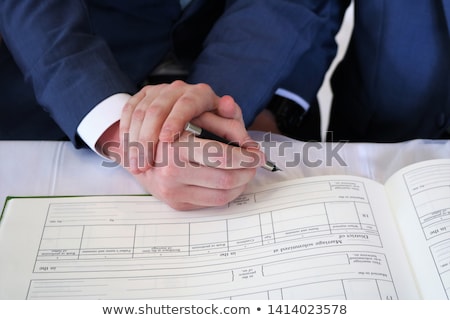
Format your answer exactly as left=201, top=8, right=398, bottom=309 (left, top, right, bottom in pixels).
left=142, top=85, right=155, bottom=94
left=152, top=83, right=169, bottom=94
left=144, top=104, right=163, bottom=118
left=178, top=94, right=196, bottom=106
left=131, top=108, right=145, bottom=121
left=121, top=102, right=134, bottom=114
left=119, top=121, right=130, bottom=133
left=141, top=86, right=152, bottom=96
left=177, top=92, right=197, bottom=108
left=194, top=82, right=212, bottom=93
left=170, top=80, right=186, bottom=88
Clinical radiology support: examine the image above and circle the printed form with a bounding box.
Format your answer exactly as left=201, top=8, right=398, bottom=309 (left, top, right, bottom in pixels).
left=386, top=160, right=450, bottom=299
left=0, top=175, right=420, bottom=300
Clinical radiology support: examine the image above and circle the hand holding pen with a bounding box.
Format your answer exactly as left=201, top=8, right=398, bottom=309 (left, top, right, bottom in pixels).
left=116, top=82, right=274, bottom=209
left=185, top=122, right=281, bottom=172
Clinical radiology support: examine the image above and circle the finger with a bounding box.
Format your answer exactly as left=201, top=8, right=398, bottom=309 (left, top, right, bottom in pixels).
left=135, top=136, right=257, bottom=210
left=173, top=133, right=265, bottom=170
left=159, top=82, right=220, bottom=142
left=192, top=95, right=259, bottom=148
left=120, top=91, right=147, bottom=173
left=215, top=95, right=243, bottom=121
left=136, top=161, right=253, bottom=210
left=193, top=114, right=259, bottom=150
left=153, top=158, right=257, bottom=190
left=163, top=184, right=248, bottom=210
left=131, top=83, right=188, bottom=172
left=120, top=90, right=145, bottom=136
left=123, top=83, right=185, bottom=173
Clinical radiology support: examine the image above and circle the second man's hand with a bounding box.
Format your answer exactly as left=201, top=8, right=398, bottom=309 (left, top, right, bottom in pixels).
left=185, top=122, right=281, bottom=172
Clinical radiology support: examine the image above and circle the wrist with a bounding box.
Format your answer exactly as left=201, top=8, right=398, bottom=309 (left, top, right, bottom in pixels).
left=96, top=121, right=122, bottom=161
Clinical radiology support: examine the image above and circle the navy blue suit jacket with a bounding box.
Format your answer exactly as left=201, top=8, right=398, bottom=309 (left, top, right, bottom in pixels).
left=281, top=0, right=450, bottom=141
left=0, top=0, right=311, bottom=143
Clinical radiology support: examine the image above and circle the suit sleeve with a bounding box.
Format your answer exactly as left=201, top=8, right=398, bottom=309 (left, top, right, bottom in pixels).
left=0, top=0, right=135, bottom=145
left=187, top=0, right=350, bottom=125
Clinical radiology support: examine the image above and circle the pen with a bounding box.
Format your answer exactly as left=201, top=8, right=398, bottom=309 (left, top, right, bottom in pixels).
left=185, top=122, right=281, bottom=172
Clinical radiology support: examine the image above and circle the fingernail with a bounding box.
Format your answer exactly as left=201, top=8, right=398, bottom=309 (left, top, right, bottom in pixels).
left=243, top=141, right=261, bottom=150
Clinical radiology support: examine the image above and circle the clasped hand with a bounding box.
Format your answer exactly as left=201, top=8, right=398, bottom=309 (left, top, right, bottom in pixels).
left=99, top=81, right=265, bottom=210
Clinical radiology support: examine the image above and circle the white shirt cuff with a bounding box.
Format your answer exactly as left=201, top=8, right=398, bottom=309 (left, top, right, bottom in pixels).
left=275, top=88, right=310, bottom=111
left=77, top=93, right=130, bottom=156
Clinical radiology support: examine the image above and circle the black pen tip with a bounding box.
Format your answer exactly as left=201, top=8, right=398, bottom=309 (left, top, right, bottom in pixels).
left=272, top=165, right=282, bottom=172
left=263, top=161, right=281, bottom=172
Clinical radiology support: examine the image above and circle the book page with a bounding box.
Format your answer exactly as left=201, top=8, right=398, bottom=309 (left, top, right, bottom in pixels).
left=385, top=159, right=450, bottom=299
left=0, top=176, right=419, bottom=300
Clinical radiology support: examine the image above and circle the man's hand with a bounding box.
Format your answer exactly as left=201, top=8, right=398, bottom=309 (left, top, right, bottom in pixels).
left=132, top=131, right=264, bottom=210
left=97, top=80, right=265, bottom=210
left=119, top=80, right=242, bottom=174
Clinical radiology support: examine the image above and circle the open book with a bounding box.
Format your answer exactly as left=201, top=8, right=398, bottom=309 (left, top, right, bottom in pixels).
left=1, top=158, right=449, bottom=300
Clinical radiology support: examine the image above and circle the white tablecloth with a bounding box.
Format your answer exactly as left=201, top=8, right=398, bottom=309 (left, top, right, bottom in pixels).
left=1, top=133, right=449, bottom=208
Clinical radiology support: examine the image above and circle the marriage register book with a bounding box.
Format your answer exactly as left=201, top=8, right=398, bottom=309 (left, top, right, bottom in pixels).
left=1, top=158, right=450, bottom=300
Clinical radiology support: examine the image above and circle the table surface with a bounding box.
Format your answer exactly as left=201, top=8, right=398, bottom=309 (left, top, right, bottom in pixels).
left=1, top=133, right=449, bottom=208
